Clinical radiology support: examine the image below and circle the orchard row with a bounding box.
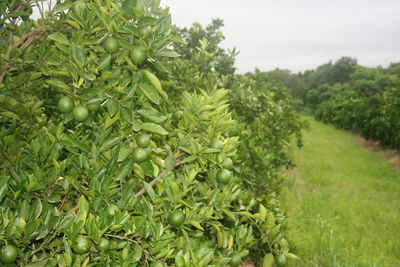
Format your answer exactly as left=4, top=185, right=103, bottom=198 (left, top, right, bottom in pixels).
left=0, top=1, right=303, bottom=266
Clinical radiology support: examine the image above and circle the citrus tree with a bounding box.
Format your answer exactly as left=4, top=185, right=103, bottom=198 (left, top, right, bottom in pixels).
left=169, top=19, right=304, bottom=264
left=229, top=72, right=304, bottom=194
left=311, top=63, right=400, bottom=149
left=0, top=0, right=300, bottom=266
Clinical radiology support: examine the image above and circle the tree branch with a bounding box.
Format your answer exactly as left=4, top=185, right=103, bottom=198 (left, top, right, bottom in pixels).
left=0, top=25, right=48, bottom=84
left=134, top=160, right=184, bottom=198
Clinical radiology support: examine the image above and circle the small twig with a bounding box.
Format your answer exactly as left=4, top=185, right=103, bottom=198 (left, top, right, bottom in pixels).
left=104, top=234, right=139, bottom=244
left=134, top=160, right=184, bottom=198
left=48, top=0, right=62, bottom=16
left=65, top=204, right=79, bottom=217
left=35, top=0, right=45, bottom=19
left=0, top=25, right=48, bottom=84
left=0, top=0, right=61, bottom=85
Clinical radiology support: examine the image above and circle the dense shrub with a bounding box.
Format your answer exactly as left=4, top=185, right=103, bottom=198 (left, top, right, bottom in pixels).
left=0, top=1, right=302, bottom=265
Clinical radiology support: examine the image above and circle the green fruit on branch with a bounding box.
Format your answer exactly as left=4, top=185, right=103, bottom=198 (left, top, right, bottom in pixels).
left=222, top=157, right=233, bottom=169
left=72, top=105, right=89, bottom=121
left=132, top=147, right=149, bottom=163
left=136, top=133, right=151, bottom=148
left=103, top=37, right=120, bottom=54
left=275, top=254, right=287, bottom=267
left=230, top=253, right=242, bottom=267
left=217, top=169, right=232, bottom=184
left=130, top=46, right=147, bottom=65
left=140, top=26, right=152, bottom=36
left=73, top=236, right=91, bottom=255
left=0, top=245, right=18, bottom=264
left=58, top=96, right=74, bottom=113
left=167, top=210, right=185, bottom=227
left=106, top=204, right=119, bottom=216
left=173, top=111, right=183, bottom=121
left=96, top=238, right=111, bottom=252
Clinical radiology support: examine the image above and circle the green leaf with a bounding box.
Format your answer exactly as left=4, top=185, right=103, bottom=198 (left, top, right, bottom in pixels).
left=143, top=182, right=156, bottom=202
left=118, top=146, right=132, bottom=162
left=48, top=33, right=69, bottom=45
left=140, top=161, right=153, bottom=177
left=165, top=156, right=176, bottom=171
left=159, top=14, right=172, bottom=34
left=107, top=99, right=119, bottom=117
left=175, top=251, right=185, bottom=267
left=82, top=71, right=96, bottom=81
left=258, top=204, right=267, bottom=221
left=120, top=107, right=133, bottom=124
left=99, top=136, right=124, bottom=152
left=188, top=220, right=204, bottom=231
left=46, top=79, right=70, bottom=90
left=32, top=199, right=43, bottom=219
left=77, top=195, right=89, bottom=229
left=78, top=195, right=89, bottom=213
left=0, top=177, right=9, bottom=203
left=0, top=111, right=19, bottom=120
left=26, top=260, right=48, bottom=267
left=141, top=123, right=168, bottom=135
left=142, top=70, right=168, bottom=101
left=54, top=1, right=73, bottom=13
left=116, top=159, right=134, bottom=181
left=132, top=244, right=143, bottom=263
left=105, top=112, right=120, bottom=129
left=139, top=83, right=160, bottom=105
left=157, top=49, right=181, bottom=58
left=137, top=107, right=167, bottom=123
left=60, top=135, right=90, bottom=153
left=70, top=43, right=86, bottom=68
left=97, top=54, right=111, bottom=71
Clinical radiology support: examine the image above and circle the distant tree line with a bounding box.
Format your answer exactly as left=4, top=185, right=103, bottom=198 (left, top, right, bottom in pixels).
left=267, top=57, right=400, bottom=149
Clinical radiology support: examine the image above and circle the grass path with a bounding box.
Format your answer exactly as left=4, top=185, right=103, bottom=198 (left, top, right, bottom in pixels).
left=281, top=115, right=400, bottom=267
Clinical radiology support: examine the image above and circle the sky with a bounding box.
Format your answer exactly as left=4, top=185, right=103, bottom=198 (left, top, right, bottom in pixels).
left=162, top=0, right=400, bottom=73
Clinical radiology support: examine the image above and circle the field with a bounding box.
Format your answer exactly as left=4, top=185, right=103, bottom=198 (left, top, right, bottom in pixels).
left=1, top=1, right=399, bottom=265
left=282, top=115, right=400, bottom=266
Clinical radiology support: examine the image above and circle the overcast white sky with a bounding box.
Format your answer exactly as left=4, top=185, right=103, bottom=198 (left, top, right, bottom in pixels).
left=163, top=0, right=400, bottom=73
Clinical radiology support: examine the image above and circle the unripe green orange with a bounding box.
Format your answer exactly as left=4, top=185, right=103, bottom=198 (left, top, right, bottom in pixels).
left=222, top=157, right=233, bottom=169
left=72, top=105, right=89, bottom=121
left=96, top=238, right=110, bottom=252
left=72, top=236, right=91, bottom=254
left=167, top=210, right=185, bottom=227
left=136, top=133, right=151, bottom=148
left=130, top=46, right=147, bottom=65
left=217, top=169, right=232, bottom=184
left=275, top=254, right=287, bottom=267
left=230, top=253, right=241, bottom=267
left=103, top=37, right=120, bottom=54
left=106, top=204, right=119, bottom=216
left=132, top=147, right=149, bottom=163
left=58, top=96, right=74, bottom=113
left=0, top=245, right=18, bottom=264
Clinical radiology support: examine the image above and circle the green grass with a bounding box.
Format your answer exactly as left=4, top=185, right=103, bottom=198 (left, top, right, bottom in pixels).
left=281, top=115, right=400, bottom=267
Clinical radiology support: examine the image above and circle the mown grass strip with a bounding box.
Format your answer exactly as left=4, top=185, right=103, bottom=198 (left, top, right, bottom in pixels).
left=282, top=115, right=400, bottom=267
